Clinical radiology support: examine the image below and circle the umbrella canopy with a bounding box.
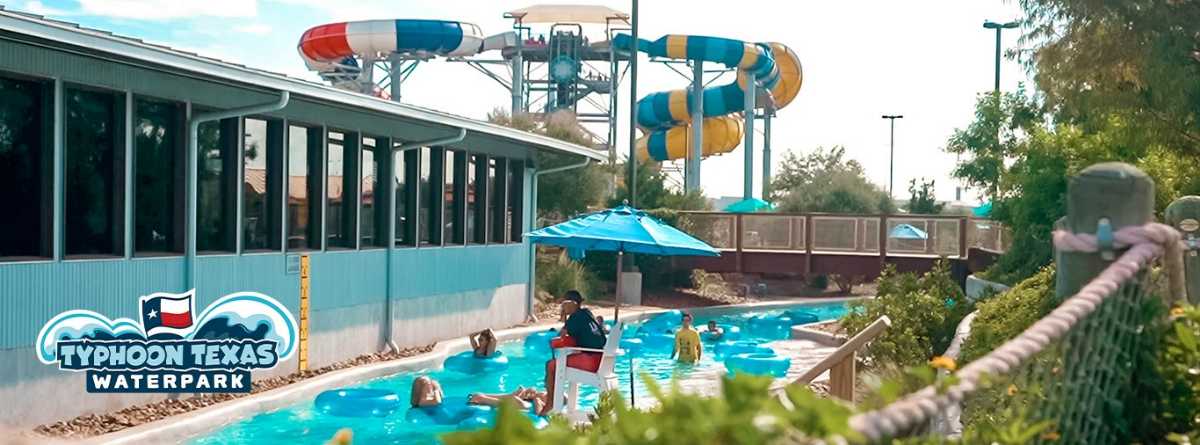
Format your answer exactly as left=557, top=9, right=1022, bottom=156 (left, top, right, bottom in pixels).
left=723, top=198, right=775, bottom=213
left=973, top=202, right=993, bottom=218
left=889, top=223, right=929, bottom=240
left=526, top=205, right=720, bottom=257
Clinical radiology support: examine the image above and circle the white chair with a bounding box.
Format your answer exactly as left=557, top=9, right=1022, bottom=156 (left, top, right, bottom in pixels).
left=550, top=321, right=625, bottom=418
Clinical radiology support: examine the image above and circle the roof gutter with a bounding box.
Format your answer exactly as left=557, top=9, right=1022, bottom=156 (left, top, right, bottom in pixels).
left=525, top=157, right=593, bottom=321
left=184, top=91, right=290, bottom=292
left=382, top=127, right=467, bottom=353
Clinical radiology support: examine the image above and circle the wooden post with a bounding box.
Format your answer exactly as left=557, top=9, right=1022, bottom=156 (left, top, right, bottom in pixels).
left=958, top=217, right=969, bottom=259
left=828, top=352, right=856, bottom=402
left=804, top=214, right=814, bottom=277
left=795, top=316, right=890, bottom=405
left=1056, top=163, right=1155, bottom=299
left=879, top=215, right=889, bottom=269
left=1166, top=196, right=1200, bottom=304
left=735, top=214, right=744, bottom=273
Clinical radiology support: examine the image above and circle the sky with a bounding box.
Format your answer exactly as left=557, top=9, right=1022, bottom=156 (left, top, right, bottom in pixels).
left=6, top=0, right=1031, bottom=204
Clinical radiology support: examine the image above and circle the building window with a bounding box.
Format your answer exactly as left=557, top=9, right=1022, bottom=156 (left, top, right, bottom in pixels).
left=395, top=145, right=417, bottom=247
left=0, top=74, right=52, bottom=260
left=243, top=117, right=282, bottom=252
left=197, top=117, right=237, bottom=253
left=444, top=149, right=464, bottom=244
left=64, top=86, right=125, bottom=257
left=508, top=159, right=524, bottom=243
left=132, top=97, right=184, bottom=255
left=361, top=136, right=385, bottom=248
left=418, top=146, right=445, bottom=246
left=287, top=124, right=322, bottom=250
left=489, top=158, right=508, bottom=244
left=326, top=130, right=357, bottom=249
left=467, top=154, right=486, bottom=245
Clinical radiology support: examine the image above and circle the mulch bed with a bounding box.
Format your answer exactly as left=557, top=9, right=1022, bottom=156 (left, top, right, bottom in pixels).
left=33, top=345, right=434, bottom=440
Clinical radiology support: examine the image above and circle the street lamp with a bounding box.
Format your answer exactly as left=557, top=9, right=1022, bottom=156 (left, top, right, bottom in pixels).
left=881, top=115, right=903, bottom=197
left=982, top=20, right=1019, bottom=93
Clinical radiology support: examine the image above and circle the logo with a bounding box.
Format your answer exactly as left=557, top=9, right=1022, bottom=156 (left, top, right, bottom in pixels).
left=36, top=290, right=297, bottom=393
left=1179, top=218, right=1199, bottom=233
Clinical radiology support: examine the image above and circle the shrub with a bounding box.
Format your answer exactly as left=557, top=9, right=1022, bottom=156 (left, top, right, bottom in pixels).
left=841, top=261, right=971, bottom=369
left=808, top=274, right=829, bottom=290
left=959, top=266, right=1056, bottom=363
left=441, top=373, right=858, bottom=445
left=828, top=274, right=864, bottom=293
left=536, top=254, right=599, bottom=299
left=1130, top=303, right=1200, bottom=441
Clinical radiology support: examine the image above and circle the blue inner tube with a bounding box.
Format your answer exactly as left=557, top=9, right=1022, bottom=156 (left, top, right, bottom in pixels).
left=725, top=352, right=791, bottom=378
left=315, top=388, right=402, bottom=418
left=701, top=325, right=740, bottom=342
left=405, top=396, right=550, bottom=429
left=444, top=350, right=510, bottom=374
left=405, top=397, right=492, bottom=426
left=523, top=329, right=558, bottom=355
left=714, top=340, right=773, bottom=357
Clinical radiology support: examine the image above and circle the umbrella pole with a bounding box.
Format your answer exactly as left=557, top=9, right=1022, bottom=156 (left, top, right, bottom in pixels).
left=614, top=251, right=622, bottom=322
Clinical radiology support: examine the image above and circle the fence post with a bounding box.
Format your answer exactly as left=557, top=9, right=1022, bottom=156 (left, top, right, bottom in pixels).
left=958, top=217, right=968, bottom=259
left=1166, top=196, right=1200, bottom=304
left=804, top=214, right=814, bottom=277
left=879, top=215, right=889, bottom=270
left=1056, top=163, right=1155, bottom=299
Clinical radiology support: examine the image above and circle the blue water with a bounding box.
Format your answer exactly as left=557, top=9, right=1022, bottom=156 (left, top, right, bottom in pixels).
left=190, top=302, right=846, bottom=445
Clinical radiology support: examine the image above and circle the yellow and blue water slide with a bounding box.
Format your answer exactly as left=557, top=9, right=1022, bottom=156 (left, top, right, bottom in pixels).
left=614, top=34, right=802, bottom=161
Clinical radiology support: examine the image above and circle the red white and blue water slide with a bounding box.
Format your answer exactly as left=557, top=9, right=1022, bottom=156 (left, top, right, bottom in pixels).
left=298, top=19, right=513, bottom=80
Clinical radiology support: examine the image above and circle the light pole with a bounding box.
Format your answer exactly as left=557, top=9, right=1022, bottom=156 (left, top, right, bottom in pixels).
left=881, top=115, right=903, bottom=197
left=982, top=20, right=1019, bottom=93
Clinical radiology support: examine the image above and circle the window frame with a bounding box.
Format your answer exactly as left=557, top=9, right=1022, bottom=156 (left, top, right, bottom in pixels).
left=361, top=134, right=389, bottom=249
left=240, top=115, right=285, bottom=253
left=325, top=128, right=358, bottom=250
left=130, top=94, right=187, bottom=257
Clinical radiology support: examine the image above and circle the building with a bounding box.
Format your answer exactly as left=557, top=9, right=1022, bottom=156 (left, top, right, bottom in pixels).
left=0, top=7, right=603, bottom=428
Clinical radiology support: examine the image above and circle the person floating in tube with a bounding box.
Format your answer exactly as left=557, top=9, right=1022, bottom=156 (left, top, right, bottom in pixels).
left=672, top=312, right=702, bottom=364
left=541, top=290, right=607, bottom=413
left=469, top=329, right=497, bottom=358
left=704, top=320, right=725, bottom=342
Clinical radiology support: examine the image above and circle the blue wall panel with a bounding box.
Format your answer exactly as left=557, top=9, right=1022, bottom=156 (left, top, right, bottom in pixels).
left=0, top=258, right=184, bottom=349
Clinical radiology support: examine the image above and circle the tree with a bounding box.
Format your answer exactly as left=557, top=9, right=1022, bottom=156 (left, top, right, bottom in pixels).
left=1019, top=0, right=1200, bottom=157
left=946, top=89, right=1200, bottom=284
left=906, top=178, right=944, bottom=215
left=769, top=146, right=896, bottom=214
left=608, top=161, right=708, bottom=211
left=487, top=109, right=608, bottom=222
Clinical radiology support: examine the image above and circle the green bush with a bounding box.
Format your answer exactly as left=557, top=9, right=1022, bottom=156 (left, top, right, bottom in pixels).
left=959, top=266, right=1056, bottom=363
left=1130, top=303, right=1200, bottom=441
left=841, top=261, right=971, bottom=369
left=442, top=373, right=858, bottom=445
left=808, top=274, right=828, bottom=290
left=537, top=255, right=600, bottom=299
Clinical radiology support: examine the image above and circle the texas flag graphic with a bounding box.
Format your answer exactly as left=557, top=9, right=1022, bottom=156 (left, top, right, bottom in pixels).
left=140, top=290, right=196, bottom=338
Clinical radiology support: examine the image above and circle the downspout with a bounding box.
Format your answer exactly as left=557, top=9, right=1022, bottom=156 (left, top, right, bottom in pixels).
left=185, top=91, right=290, bottom=292
left=526, top=157, right=592, bottom=322
left=382, top=128, right=467, bottom=353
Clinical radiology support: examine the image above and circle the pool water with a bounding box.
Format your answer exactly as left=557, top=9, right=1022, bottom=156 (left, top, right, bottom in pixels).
left=190, top=302, right=847, bottom=445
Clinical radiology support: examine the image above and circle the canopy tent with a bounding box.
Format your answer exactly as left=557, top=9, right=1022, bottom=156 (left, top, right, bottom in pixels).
left=723, top=198, right=775, bottom=213
left=505, top=5, right=630, bottom=24
left=888, top=223, right=928, bottom=240
left=973, top=202, right=993, bottom=218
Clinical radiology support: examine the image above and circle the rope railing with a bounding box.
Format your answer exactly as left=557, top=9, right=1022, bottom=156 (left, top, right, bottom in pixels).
left=847, top=222, right=1184, bottom=442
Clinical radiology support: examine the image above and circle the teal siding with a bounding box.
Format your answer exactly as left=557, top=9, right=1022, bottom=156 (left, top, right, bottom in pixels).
left=0, top=244, right=530, bottom=350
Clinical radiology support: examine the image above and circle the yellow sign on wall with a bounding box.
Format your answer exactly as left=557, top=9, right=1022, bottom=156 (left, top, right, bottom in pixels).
left=299, top=255, right=310, bottom=371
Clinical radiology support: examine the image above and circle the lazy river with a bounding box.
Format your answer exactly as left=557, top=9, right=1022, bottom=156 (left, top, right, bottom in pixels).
left=190, top=302, right=847, bottom=445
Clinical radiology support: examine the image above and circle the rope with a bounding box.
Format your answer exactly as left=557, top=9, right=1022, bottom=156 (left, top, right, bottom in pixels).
left=847, top=222, right=1182, bottom=442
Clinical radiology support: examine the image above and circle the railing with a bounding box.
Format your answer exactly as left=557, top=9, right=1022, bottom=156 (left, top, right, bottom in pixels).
left=675, top=212, right=1010, bottom=258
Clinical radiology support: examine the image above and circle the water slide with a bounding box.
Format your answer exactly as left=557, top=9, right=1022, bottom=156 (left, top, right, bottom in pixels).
left=298, top=20, right=515, bottom=88
left=614, top=34, right=802, bottom=161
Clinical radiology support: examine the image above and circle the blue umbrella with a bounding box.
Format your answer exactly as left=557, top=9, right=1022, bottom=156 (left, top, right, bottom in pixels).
left=889, top=223, right=928, bottom=240
left=526, top=205, right=719, bottom=320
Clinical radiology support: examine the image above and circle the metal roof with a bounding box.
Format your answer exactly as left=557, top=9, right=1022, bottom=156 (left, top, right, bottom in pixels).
left=0, top=6, right=606, bottom=162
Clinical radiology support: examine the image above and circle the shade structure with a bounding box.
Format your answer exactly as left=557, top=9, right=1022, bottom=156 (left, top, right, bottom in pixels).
left=723, top=198, right=775, bottom=213
left=505, top=5, right=630, bottom=24
left=973, top=202, right=993, bottom=218
left=527, top=205, right=720, bottom=257
left=889, top=223, right=928, bottom=240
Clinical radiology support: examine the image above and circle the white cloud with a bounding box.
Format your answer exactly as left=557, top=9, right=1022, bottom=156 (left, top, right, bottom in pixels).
left=21, top=1, right=76, bottom=16
left=74, top=0, right=258, bottom=20
left=234, top=23, right=272, bottom=35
